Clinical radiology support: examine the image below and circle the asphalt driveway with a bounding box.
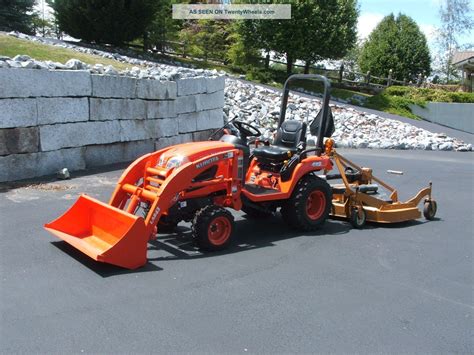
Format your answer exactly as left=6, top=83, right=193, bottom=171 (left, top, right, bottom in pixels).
left=0, top=149, right=472, bottom=353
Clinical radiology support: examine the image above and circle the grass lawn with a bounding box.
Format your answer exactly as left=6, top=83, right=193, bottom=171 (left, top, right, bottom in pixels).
left=292, top=79, right=371, bottom=100
left=0, top=34, right=134, bottom=70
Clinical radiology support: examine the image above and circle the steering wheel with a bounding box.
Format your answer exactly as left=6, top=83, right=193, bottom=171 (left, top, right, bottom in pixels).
left=232, top=120, right=261, bottom=137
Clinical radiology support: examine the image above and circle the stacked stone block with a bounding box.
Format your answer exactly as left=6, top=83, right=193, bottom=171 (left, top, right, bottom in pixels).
left=0, top=69, right=225, bottom=182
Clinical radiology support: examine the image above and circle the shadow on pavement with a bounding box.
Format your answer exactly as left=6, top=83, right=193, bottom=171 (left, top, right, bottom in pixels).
left=51, top=241, right=163, bottom=277
left=50, top=213, right=439, bottom=276
left=148, top=215, right=351, bottom=262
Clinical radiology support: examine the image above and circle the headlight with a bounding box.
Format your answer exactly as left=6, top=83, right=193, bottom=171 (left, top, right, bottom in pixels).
left=166, top=156, right=189, bottom=169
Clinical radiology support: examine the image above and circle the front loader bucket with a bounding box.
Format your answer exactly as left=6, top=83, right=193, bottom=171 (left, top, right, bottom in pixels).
left=45, top=195, right=148, bottom=269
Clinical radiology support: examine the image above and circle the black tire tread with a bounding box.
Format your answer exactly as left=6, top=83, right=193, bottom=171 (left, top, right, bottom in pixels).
left=281, top=175, right=332, bottom=231
left=423, top=200, right=437, bottom=220
left=192, top=205, right=234, bottom=251
left=350, top=207, right=366, bottom=229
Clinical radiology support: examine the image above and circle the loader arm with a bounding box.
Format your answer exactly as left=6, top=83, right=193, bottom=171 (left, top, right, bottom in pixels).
left=118, top=148, right=242, bottom=234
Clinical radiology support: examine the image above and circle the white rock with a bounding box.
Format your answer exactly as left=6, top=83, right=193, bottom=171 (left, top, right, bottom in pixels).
left=13, top=54, right=32, bottom=62
left=104, top=65, right=118, bottom=75
left=438, top=142, right=453, bottom=151
left=6, top=60, right=21, bottom=68
left=57, top=168, right=70, bottom=180
left=20, top=60, right=36, bottom=69
left=65, top=58, right=86, bottom=70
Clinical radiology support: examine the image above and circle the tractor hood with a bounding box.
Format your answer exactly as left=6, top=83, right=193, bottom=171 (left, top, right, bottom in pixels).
left=157, top=141, right=236, bottom=170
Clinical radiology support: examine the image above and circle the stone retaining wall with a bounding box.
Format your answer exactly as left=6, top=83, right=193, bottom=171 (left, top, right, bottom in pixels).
left=0, top=68, right=225, bottom=182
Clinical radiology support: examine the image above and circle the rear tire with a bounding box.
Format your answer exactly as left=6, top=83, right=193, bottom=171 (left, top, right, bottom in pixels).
left=193, top=205, right=234, bottom=251
left=281, top=176, right=332, bottom=231
left=423, top=200, right=437, bottom=220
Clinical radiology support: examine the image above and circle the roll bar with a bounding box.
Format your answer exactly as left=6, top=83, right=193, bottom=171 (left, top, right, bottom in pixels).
left=279, top=74, right=332, bottom=151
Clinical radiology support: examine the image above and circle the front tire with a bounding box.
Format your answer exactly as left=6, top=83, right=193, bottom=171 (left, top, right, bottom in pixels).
left=350, top=206, right=366, bottom=229
left=423, top=200, right=437, bottom=220
left=192, top=205, right=234, bottom=251
left=281, top=176, right=332, bottom=231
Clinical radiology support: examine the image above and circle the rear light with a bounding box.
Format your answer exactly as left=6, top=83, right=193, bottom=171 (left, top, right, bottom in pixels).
left=325, top=138, right=334, bottom=154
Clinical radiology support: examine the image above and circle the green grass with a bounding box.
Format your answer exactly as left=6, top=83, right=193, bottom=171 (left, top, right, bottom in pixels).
left=293, top=79, right=371, bottom=100
left=364, top=93, right=421, bottom=119
left=382, top=85, right=474, bottom=103
left=0, top=34, right=135, bottom=70
left=365, top=86, right=474, bottom=119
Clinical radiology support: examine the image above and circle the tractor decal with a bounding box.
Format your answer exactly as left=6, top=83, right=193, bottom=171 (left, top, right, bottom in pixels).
left=196, top=156, right=219, bottom=169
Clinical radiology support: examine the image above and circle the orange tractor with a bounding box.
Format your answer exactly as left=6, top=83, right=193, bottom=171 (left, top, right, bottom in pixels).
left=45, top=75, right=437, bottom=269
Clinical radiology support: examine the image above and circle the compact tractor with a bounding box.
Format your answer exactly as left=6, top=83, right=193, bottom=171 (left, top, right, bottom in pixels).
left=45, top=75, right=437, bottom=269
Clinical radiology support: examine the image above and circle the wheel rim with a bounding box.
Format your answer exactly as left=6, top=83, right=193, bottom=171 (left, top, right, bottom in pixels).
left=428, top=202, right=436, bottom=217
left=208, top=216, right=231, bottom=245
left=306, top=190, right=326, bottom=220
left=355, top=209, right=365, bottom=225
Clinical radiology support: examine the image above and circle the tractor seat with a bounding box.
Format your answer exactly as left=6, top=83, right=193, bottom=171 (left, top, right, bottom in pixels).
left=252, top=145, right=296, bottom=161
left=253, top=120, right=307, bottom=161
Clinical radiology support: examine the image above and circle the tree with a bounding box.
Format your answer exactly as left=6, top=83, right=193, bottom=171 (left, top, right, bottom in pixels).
left=226, top=21, right=261, bottom=67
left=436, top=0, right=474, bottom=82
left=358, top=13, right=431, bottom=81
left=31, top=13, right=51, bottom=37
left=0, top=0, right=35, bottom=34
left=341, top=40, right=362, bottom=80
left=51, top=0, right=157, bottom=45
left=297, top=0, right=358, bottom=74
left=237, top=0, right=358, bottom=75
left=147, top=0, right=182, bottom=53
left=179, top=20, right=232, bottom=63
left=232, top=19, right=275, bottom=69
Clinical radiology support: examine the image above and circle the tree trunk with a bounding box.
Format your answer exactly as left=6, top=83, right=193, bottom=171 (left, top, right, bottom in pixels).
left=265, top=52, right=270, bottom=70
left=304, top=61, right=311, bottom=74
left=286, top=53, right=293, bottom=75
left=156, top=41, right=163, bottom=54
left=143, top=32, right=149, bottom=53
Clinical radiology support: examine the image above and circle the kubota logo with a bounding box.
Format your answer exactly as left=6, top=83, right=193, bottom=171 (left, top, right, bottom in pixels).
left=196, top=156, right=218, bottom=169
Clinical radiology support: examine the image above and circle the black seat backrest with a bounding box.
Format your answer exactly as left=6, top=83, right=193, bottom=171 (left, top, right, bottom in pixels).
left=310, top=109, right=335, bottom=137
left=274, top=120, right=307, bottom=149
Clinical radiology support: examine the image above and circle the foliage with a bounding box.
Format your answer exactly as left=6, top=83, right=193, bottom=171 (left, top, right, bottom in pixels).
left=0, top=0, right=35, bottom=34
left=235, top=0, right=358, bottom=74
left=226, top=22, right=261, bottom=67
left=273, top=0, right=358, bottom=74
left=365, top=85, right=474, bottom=118
left=384, top=85, right=474, bottom=103
left=230, top=20, right=273, bottom=67
left=435, top=0, right=474, bottom=82
left=245, top=67, right=273, bottom=84
left=147, top=0, right=182, bottom=53
left=51, top=0, right=157, bottom=45
left=341, top=41, right=362, bottom=80
left=297, top=0, right=358, bottom=66
left=358, top=14, right=431, bottom=81
left=179, top=20, right=232, bottom=63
